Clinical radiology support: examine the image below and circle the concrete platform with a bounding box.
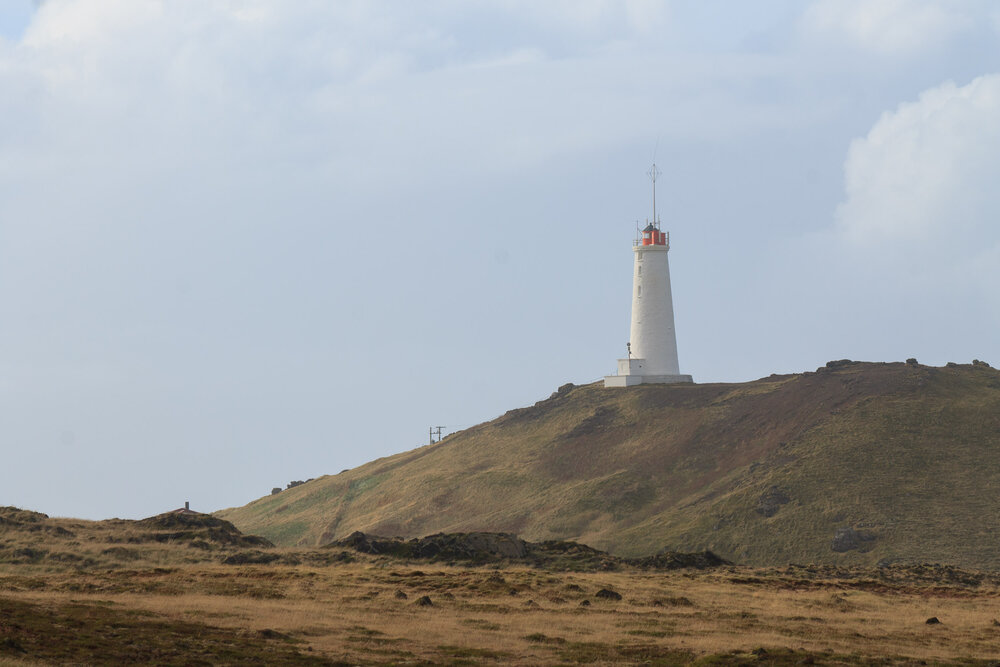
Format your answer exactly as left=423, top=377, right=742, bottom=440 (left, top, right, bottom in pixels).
left=604, top=374, right=694, bottom=387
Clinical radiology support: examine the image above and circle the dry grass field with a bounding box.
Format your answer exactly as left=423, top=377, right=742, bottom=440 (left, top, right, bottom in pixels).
left=3, top=508, right=1000, bottom=665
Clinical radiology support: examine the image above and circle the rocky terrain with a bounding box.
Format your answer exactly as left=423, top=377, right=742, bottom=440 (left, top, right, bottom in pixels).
left=333, top=530, right=728, bottom=571
left=3, top=506, right=1000, bottom=664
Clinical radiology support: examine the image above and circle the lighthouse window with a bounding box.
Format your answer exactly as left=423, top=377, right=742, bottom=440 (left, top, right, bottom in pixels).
left=637, top=286, right=642, bottom=297
left=638, top=266, right=642, bottom=275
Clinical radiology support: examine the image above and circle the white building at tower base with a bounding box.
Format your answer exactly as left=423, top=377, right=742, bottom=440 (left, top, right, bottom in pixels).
left=603, top=367, right=693, bottom=387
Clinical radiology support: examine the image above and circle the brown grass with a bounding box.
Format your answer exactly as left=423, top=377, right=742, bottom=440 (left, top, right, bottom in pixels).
left=5, top=547, right=1000, bottom=665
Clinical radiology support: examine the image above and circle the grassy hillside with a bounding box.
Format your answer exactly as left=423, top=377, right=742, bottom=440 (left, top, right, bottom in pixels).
left=217, top=361, right=1000, bottom=568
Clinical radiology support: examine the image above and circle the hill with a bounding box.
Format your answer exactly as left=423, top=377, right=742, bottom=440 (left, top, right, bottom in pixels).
left=0, top=506, right=274, bottom=569
left=216, top=360, right=1000, bottom=568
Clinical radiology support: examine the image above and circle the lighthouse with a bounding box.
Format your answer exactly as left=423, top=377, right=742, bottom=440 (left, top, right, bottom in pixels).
left=604, top=164, right=693, bottom=387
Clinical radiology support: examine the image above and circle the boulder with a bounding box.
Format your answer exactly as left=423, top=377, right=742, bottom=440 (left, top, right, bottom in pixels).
left=831, top=527, right=876, bottom=553
left=756, top=486, right=791, bottom=517
left=595, top=588, right=622, bottom=600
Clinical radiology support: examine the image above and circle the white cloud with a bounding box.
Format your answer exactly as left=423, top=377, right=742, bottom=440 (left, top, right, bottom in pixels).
left=801, top=0, right=977, bottom=56
left=496, top=0, right=670, bottom=35
left=835, top=73, right=1000, bottom=289
left=0, top=0, right=784, bottom=210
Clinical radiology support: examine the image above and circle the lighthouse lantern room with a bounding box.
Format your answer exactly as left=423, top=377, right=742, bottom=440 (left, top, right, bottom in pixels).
left=604, top=164, right=693, bottom=388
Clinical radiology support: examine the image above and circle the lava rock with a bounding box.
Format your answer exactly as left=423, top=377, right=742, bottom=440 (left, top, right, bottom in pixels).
left=221, top=551, right=281, bottom=565
left=756, top=486, right=791, bottom=517
left=831, top=527, right=877, bottom=553
left=334, top=531, right=527, bottom=561
left=628, top=550, right=730, bottom=569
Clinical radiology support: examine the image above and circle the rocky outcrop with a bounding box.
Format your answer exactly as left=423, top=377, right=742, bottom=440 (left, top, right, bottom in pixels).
left=831, top=527, right=877, bottom=553
left=332, top=531, right=730, bottom=571
left=755, top=487, right=791, bottom=517
left=135, top=512, right=273, bottom=548
left=336, top=531, right=527, bottom=561
left=628, top=550, right=730, bottom=569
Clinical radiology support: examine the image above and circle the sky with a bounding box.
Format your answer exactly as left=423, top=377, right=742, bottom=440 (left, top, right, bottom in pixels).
left=2, top=0, right=999, bottom=520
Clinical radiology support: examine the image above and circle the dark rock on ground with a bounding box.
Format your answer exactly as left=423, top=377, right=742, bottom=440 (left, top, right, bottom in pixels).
left=549, top=382, right=575, bottom=399
left=628, top=550, right=731, bottom=569
left=222, top=551, right=282, bottom=565
left=756, top=486, right=791, bottom=517
left=595, top=589, right=622, bottom=600
left=652, top=596, right=693, bottom=607
left=831, top=527, right=877, bottom=553
left=334, top=531, right=527, bottom=562
left=10, top=547, right=47, bottom=563
left=530, top=539, right=620, bottom=570
left=331, top=531, right=731, bottom=571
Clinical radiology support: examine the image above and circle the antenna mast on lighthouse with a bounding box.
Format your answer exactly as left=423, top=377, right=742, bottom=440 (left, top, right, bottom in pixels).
left=647, top=163, right=662, bottom=228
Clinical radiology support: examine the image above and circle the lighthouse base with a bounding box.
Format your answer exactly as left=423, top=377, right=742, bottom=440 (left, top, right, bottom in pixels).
left=603, top=357, right=692, bottom=387
left=604, top=373, right=693, bottom=387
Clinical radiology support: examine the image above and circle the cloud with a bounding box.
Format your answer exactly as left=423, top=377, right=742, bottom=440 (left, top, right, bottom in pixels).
left=0, top=0, right=785, bottom=209
left=836, top=74, right=1000, bottom=266
left=494, top=0, right=670, bottom=36
left=801, top=0, right=978, bottom=56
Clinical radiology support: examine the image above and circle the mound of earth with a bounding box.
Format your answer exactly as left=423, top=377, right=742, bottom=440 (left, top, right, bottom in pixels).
left=0, top=506, right=273, bottom=568
left=332, top=531, right=729, bottom=571
left=133, top=512, right=273, bottom=548
left=0, top=506, right=52, bottom=525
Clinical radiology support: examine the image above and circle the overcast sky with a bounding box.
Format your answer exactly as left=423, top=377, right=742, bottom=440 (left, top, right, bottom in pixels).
left=2, top=0, right=999, bottom=520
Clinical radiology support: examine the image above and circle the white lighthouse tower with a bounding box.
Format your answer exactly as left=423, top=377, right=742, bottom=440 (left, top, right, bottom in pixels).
left=604, top=164, right=693, bottom=387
